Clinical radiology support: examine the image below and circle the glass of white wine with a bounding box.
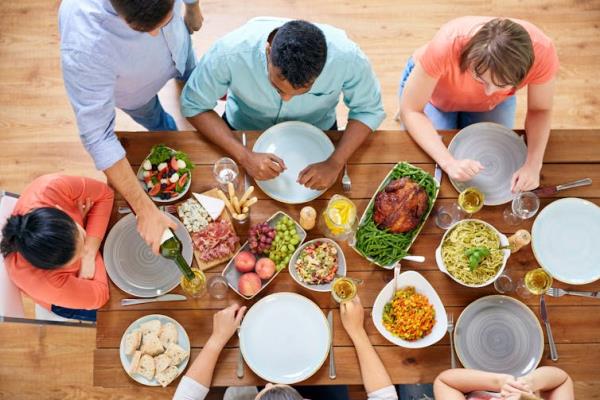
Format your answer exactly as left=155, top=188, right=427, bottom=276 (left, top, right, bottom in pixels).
left=331, top=277, right=358, bottom=303
left=435, top=187, right=485, bottom=229
left=503, top=191, right=540, bottom=226
left=516, top=268, right=553, bottom=298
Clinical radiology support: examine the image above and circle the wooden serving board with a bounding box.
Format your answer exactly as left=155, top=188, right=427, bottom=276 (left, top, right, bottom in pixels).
left=178, top=188, right=240, bottom=271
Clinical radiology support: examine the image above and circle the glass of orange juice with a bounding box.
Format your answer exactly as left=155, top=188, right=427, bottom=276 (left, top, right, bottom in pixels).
left=320, top=195, right=357, bottom=241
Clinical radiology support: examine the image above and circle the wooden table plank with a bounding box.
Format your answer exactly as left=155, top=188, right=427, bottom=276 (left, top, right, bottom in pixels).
left=117, top=130, right=600, bottom=165
left=96, top=306, right=600, bottom=349
left=93, top=343, right=600, bottom=388
left=102, top=269, right=600, bottom=312
left=123, top=162, right=600, bottom=200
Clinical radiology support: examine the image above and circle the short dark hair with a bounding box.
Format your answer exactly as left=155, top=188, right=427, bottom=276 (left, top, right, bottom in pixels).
left=110, top=0, right=175, bottom=32
left=269, top=20, right=327, bottom=89
left=1, top=207, right=79, bottom=269
left=460, top=18, right=534, bottom=87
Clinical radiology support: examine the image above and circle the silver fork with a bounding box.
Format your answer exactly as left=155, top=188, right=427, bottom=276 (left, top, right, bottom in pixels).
left=447, top=314, right=456, bottom=368
left=118, top=205, right=178, bottom=215
left=342, top=164, right=351, bottom=192
left=546, top=287, right=599, bottom=298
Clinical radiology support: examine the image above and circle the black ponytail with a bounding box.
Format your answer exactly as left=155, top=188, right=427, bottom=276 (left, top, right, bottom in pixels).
left=1, top=207, right=79, bottom=269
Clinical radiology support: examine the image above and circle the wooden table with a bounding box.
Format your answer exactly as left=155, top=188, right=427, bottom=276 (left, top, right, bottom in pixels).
left=94, top=129, right=600, bottom=393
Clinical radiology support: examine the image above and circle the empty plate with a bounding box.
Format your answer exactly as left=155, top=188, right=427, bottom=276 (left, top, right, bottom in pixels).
left=454, top=295, right=543, bottom=376
left=532, top=198, right=600, bottom=284
left=103, top=213, right=193, bottom=297
left=239, top=292, right=330, bottom=384
left=448, top=122, right=527, bottom=205
left=253, top=121, right=335, bottom=204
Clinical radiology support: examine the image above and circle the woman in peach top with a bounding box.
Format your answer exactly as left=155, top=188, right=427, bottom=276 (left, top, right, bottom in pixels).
left=433, top=367, right=574, bottom=399
left=399, top=17, right=559, bottom=192
left=1, top=174, right=114, bottom=320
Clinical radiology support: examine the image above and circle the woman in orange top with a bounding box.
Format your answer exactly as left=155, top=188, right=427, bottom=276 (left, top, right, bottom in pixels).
left=399, top=17, right=559, bottom=192
left=1, top=174, right=114, bottom=320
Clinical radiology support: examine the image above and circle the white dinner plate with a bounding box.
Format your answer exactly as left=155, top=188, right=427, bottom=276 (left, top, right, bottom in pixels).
left=532, top=198, right=600, bottom=284
left=239, top=292, right=330, bottom=384
left=252, top=121, right=335, bottom=204
left=119, top=314, right=191, bottom=386
left=448, top=122, right=527, bottom=205
left=103, top=213, right=193, bottom=297
left=372, top=271, right=447, bottom=348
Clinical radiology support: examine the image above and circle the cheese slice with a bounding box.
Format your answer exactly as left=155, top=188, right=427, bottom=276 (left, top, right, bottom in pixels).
left=193, top=193, right=225, bottom=220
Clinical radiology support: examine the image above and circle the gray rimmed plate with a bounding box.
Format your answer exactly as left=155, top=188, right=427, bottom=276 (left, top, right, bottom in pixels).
left=103, top=213, right=193, bottom=297
left=454, top=295, right=543, bottom=376
left=289, top=238, right=346, bottom=292
left=448, top=122, right=527, bottom=205
left=253, top=121, right=334, bottom=204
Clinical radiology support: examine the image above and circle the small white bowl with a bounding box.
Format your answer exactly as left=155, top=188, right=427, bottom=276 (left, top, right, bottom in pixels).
left=137, top=146, right=192, bottom=203
left=288, top=238, right=347, bottom=292
left=372, top=271, right=447, bottom=348
left=435, top=219, right=510, bottom=288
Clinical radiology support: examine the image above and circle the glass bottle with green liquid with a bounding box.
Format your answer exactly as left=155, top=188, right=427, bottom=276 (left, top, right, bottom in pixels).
left=160, top=229, right=206, bottom=298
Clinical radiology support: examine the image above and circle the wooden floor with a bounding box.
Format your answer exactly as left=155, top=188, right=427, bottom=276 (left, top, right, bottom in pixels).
left=1, top=0, right=599, bottom=399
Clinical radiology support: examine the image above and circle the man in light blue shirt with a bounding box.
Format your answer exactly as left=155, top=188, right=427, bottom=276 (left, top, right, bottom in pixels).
left=60, top=0, right=203, bottom=253
left=181, top=18, right=385, bottom=190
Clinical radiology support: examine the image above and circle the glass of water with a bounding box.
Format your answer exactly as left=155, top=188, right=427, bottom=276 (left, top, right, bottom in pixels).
left=503, top=191, right=540, bottom=226
left=213, top=157, right=239, bottom=191
left=207, top=275, right=229, bottom=300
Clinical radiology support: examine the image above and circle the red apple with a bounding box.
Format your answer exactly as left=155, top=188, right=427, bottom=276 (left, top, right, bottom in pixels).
left=255, top=257, right=276, bottom=280
left=238, top=272, right=262, bottom=297
left=235, top=251, right=256, bottom=273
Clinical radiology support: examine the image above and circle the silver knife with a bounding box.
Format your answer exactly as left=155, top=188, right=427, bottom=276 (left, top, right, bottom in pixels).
left=540, top=295, right=559, bottom=361
left=121, top=294, right=187, bottom=306
left=236, top=327, right=244, bottom=379
left=533, top=178, right=592, bottom=197
left=242, top=132, right=250, bottom=191
left=434, top=163, right=443, bottom=186
left=327, top=310, right=336, bottom=379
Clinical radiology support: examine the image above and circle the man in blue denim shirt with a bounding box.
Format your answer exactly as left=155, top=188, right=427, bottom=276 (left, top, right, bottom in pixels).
left=59, top=0, right=202, bottom=253
left=181, top=18, right=385, bottom=190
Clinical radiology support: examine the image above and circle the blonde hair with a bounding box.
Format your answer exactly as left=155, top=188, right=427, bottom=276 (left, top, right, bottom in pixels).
left=257, top=385, right=303, bottom=400
left=459, top=18, right=534, bottom=87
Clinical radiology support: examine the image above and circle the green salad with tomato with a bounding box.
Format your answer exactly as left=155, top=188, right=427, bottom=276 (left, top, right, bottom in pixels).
left=140, top=144, right=194, bottom=200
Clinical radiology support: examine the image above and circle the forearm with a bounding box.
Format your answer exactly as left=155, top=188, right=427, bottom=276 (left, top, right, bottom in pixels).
left=184, top=336, right=226, bottom=388
left=434, top=369, right=511, bottom=394
left=402, top=109, right=452, bottom=167
left=187, top=111, right=248, bottom=165
left=527, top=367, right=572, bottom=395
left=83, top=236, right=102, bottom=259
left=329, top=119, right=371, bottom=166
left=350, top=330, right=393, bottom=393
left=524, top=109, right=552, bottom=167
left=104, top=158, right=155, bottom=215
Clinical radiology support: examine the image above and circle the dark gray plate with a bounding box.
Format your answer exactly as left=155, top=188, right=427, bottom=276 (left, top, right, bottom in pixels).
left=448, top=123, right=527, bottom=205
left=103, top=213, right=193, bottom=297
left=454, top=295, right=543, bottom=376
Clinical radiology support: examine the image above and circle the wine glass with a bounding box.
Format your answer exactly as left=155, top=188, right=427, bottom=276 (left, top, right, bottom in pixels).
left=493, top=271, right=516, bottom=294
left=435, top=187, right=485, bottom=229
left=331, top=277, right=359, bottom=303
left=213, top=157, right=239, bottom=192
left=516, top=268, right=553, bottom=298
left=503, top=192, right=540, bottom=226
left=180, top=268, right=207, bottom=298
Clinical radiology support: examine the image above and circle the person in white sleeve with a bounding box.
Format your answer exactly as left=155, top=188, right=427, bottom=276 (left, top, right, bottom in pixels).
left=174, top=296, right=398, bottom=400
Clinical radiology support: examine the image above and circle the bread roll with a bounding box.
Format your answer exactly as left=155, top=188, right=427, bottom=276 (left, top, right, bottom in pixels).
left=156, top=365, right=179, bottom=387
left=124, top=330, right=142, bottom=356
left=140, top=333, right=164, bottom=356
left=139, top=319, right=161, bottom=336
left=154, top=353, right=172, bottom=374
left=129, top=350, right=142, bottom=375
left=159, top=322, right=178, bottom=348
left=136, top=354, right=156, bottom=381
left=165, top=342, right=189, bottom=366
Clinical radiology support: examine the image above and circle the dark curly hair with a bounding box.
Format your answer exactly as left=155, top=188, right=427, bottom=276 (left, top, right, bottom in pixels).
left=110, top=0, right=175, bottom=32
left=1, top=207, right=79, bottom=269
left=269, top=20, right=327, bottom=89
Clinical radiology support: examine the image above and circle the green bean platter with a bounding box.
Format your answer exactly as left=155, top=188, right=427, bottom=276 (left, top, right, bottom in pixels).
left=351, top=162, right=439, bottom=267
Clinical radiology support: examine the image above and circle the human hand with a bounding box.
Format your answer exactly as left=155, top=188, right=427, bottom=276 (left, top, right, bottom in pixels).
left=445, top=158, right=484, bottom=182
left=137, top=206, right=178, bottom=254
left=340, top=296, right=365, bottom=339
left=78, top=252, right=96, bottom=279
left=500, top=375, right=534, bottom=399
left=184, top=1, right=204, bottom=33
left=511, top=161, right=541, bottom=193
left=77, top=197, right=93, bottom=222
left=242, top=151, right=286, bottom=181
left=210, top=303, right=247, bottom=348
left=297, top=158, right=343, bottom=190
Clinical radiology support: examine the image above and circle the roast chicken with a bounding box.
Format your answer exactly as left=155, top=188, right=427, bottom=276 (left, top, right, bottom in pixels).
left=373, top=177, right=428, bottom=233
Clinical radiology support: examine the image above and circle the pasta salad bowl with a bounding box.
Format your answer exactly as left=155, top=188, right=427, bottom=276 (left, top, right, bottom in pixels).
left=435, top=219, right=510, bottom=288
